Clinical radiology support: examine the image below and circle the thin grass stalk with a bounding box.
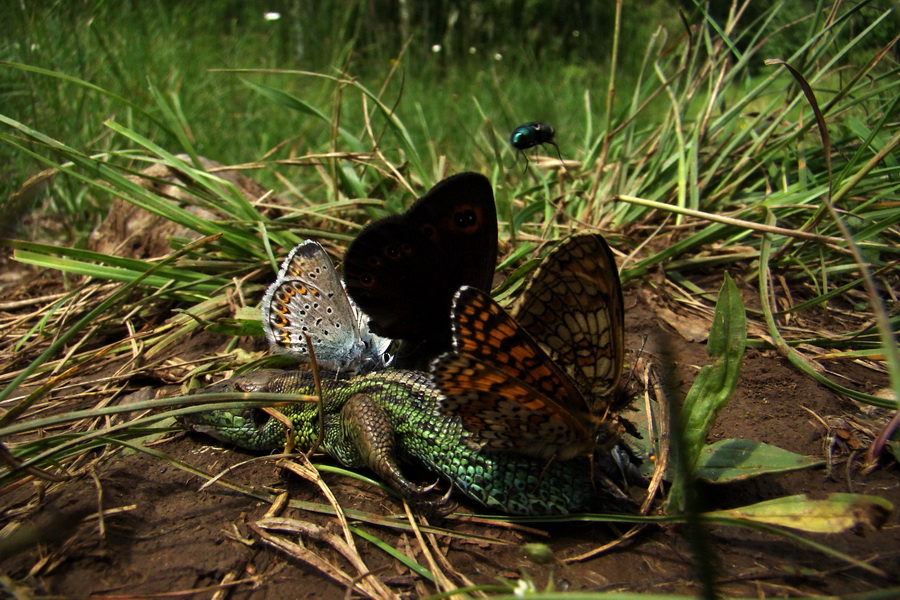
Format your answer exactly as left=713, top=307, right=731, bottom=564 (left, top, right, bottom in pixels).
left=758, top=219, right=894, bottom=408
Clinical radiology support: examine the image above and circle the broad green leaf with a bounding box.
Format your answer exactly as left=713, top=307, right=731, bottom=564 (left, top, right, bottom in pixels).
left=338, top=162, right=367, bottom=198
left=705, top=493, right=893, bottom=534
left=681, top=272, right=747, bottom=463
left=668, top=273, right=746, bottom=512
left=695, top=438, right=823, bottom=483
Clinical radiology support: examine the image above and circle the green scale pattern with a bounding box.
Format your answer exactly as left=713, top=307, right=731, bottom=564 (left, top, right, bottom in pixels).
left=185, top=368, right=631, bottom=515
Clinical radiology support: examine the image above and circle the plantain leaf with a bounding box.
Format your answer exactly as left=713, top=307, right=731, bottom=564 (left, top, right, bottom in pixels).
left=695, top=438, right=823, bottom=483
left=681, top=272, right=747, bottom=466
left=705, top=493, right=893, bottom=534
left=668, top=272, right=747, bottom=513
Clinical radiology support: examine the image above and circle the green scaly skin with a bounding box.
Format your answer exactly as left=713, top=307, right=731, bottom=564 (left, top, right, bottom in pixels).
left=183, top=368, right=635, bottom=516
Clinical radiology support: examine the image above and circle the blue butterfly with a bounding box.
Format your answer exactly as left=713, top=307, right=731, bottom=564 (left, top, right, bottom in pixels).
left=261, top=240, right=392, bottom=374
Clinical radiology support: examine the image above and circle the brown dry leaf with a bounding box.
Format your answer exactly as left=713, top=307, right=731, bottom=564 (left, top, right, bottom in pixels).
left=655, top=306, right=709, bottom=342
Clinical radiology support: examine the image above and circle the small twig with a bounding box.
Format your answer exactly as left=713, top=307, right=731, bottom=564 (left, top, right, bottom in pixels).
left=564, top=524, right=645, bottom=563
left=402, top=502, right=454, bottom=595
left=199, top=453, right=295, bottom=492
left=303, top=332, right=326, bottom=459
left=277, top=455, right=355, bottom=550
left=252, top=517, right=396, bottom=599
left=0, top=291, right=69, bottom=310
left=89, top=466, right=106, bottom=538
left=248, top=520, right=367, bottom=596
left=642, top=362, right=669, bottom=514
left=0, top=442, right=68, bottom=482
left=262, top=407, right=297, bottom=454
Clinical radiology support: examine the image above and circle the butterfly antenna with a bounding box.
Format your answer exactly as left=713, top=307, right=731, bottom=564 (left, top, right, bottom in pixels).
left=615, top=334, right=648, bottom=411
left=530, top=455, right=558, bottom=494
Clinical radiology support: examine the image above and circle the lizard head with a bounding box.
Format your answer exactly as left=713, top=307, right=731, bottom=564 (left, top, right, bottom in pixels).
left=178, top=369, right=290, bottom=451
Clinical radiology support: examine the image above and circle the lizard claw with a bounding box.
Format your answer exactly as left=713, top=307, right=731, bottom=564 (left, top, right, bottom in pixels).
left=415, top=478, right=441, bottom=495
left=406, top=482, right=456, bottom=518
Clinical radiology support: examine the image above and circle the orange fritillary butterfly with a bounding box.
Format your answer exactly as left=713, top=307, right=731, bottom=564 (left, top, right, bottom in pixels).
left=512, top=232, right=624, bottom=404
left=431, top=233, right=624, bottom=461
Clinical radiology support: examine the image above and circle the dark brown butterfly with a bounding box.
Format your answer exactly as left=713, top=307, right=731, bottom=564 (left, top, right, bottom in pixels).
left=344, top=172, right=497, bottom=357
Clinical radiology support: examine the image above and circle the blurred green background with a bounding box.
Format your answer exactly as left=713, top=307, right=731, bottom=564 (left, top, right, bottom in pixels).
left=3, top=1, right=895, bottom=213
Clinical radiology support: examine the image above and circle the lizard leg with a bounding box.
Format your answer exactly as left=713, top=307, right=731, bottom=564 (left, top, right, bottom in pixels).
left=341, top=393, right=453, bottom=514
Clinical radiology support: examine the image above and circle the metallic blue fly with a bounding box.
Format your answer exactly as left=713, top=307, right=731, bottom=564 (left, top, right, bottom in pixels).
left=510, top=122, right=561, bottom=171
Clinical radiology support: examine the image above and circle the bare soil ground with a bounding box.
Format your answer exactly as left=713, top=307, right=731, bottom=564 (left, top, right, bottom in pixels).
left=1, top=218, right=898, bottom=598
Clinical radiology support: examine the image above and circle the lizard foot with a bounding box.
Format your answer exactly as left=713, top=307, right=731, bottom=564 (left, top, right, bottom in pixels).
left=342, top=393, right=457, bottom=516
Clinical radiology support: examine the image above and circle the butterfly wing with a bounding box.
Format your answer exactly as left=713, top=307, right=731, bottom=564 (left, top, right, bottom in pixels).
left=433, top=286, right=595, bottom=460
left=349, top=293, right=393, bottom=371
left=344, top=172, right=497, bottom=348
left=343, top=217, right=442, bottom=341
left=450, top=286, right=590, bottom=415
left=512, top=234, right=624, bottom=404
left=404, top=172, right=497, bottom=295
left=432, top=353, right=594, bottom=461
left=262, top=241, right=391, bottom=373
